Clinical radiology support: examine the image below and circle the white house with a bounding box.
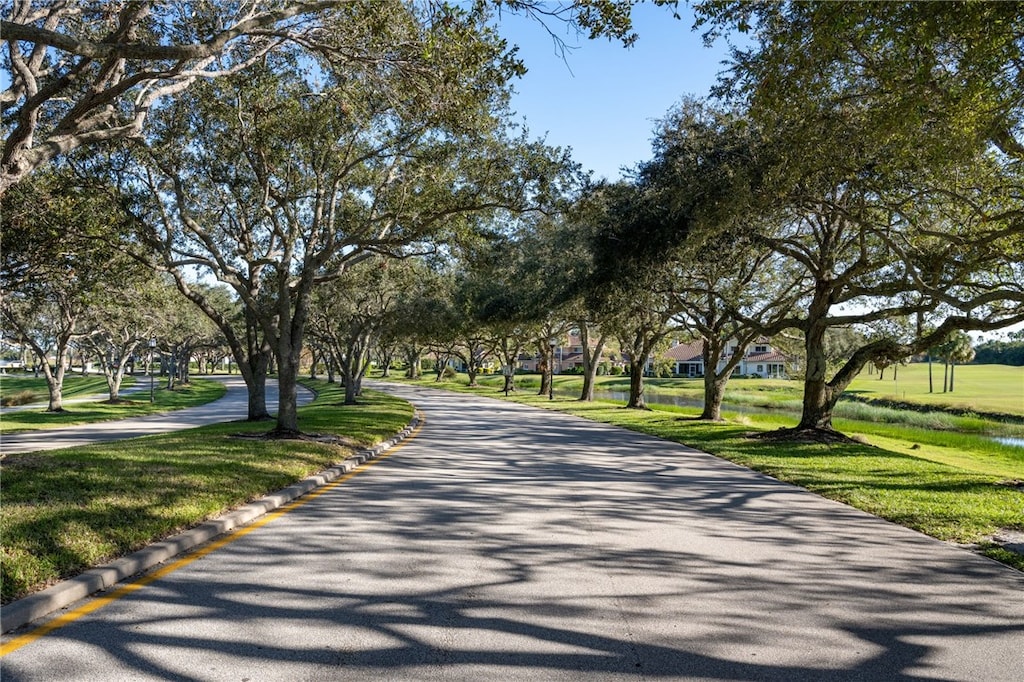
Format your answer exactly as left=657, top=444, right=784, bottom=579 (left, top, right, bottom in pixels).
left=661, top=339, right=791, bottom=379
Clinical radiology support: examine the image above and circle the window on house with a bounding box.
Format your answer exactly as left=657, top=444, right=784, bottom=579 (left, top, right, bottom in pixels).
left=755, top=345, right=768, bottom=353
left=757, top=364, right=764, bottom=373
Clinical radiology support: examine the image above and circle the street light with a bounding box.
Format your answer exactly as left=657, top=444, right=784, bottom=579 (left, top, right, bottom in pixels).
left=149, top=338, right=157, bottom=403
left=548, top=337, right=557, bottom=401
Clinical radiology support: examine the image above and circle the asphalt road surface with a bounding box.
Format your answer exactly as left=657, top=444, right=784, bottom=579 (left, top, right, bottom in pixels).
left=2, top=382, right=1022, bottom=680
left=0, top=376, right=313, bottom=455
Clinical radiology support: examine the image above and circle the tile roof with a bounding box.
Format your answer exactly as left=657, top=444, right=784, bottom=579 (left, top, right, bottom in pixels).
left=663, top=341, right=704, bottom=362
left=745, top=350, right=789, bottom=363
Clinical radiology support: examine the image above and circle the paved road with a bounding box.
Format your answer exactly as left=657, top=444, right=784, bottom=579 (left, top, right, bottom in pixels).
left=2, top=383, right=1022, bottom=680
left=0, top=376, right=313, bottom=454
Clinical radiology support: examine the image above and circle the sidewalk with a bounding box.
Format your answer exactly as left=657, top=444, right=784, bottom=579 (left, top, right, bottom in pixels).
left=0, top=376, right=313, bottom=455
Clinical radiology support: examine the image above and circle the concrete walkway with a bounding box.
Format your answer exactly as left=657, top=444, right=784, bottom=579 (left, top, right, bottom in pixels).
left=0, top=376, right=313, bottom=455
left=2, top=382, right=1021, bottom=680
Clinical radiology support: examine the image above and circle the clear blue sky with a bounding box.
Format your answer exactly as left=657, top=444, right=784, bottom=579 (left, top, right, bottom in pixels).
left=495, top=3, right=736, bottom=182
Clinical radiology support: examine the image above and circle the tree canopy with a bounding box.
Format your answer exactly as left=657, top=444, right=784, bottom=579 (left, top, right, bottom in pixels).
left=1, top=0, right=662, bottom=195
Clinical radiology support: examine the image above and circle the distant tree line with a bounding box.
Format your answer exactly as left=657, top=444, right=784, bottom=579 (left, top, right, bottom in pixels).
left=972, top=334, right=1024, bottom=366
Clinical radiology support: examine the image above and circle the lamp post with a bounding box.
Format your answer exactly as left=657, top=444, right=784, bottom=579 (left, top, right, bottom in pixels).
left=548, top=337, right=557, bottom=401
left=148, top=338, right=157, bottom=403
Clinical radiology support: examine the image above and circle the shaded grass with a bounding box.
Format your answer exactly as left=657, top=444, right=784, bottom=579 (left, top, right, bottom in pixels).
left=0, top=378, right=225, bottom=433
left=0, top=380, right=413, bottom=603
left=391, top=374, right=1024, bottom=571
left=0, top=375, right=135, bottom=405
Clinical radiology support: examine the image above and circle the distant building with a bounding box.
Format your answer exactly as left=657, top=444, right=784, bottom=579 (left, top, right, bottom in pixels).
left=519, top=332, right=607, bottom=373
left=660, top=339, right=791, bottom=379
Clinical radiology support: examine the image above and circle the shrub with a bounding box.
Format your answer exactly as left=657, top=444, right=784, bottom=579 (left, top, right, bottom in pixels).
left=442, top=366, right=457, bottom=379
left=1, top=390, right=36, bottom=407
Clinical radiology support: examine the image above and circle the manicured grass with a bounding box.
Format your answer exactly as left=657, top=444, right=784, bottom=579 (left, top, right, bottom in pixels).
left=844, top=363, right=1024, bottom=416
left=486, top=364, right=1024, bottom=417
left=0, top=380, right=414, bottom=603
left=0, top=378, right=226, bottom=433
left=0, top=374, right=136, bottom=406
left=391, top=373, right=1024, bottom=570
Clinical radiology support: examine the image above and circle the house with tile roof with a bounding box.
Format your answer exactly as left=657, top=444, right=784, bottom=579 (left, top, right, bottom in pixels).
left=661, top=338, right=791, bottom=378
left=518, top=332, right=610, bottom=373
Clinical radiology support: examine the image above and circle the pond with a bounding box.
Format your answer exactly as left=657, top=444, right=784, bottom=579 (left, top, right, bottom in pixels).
left=552, top=386, right=1024, bottom=449
left=552, top=386, right=779, bottom=416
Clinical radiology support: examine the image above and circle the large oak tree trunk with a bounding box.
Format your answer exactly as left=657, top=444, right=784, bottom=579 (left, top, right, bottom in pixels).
left=404, top=346, right=422, bottom=379
left=797, top=322, right=839, bottom=431
left=797, top=377, right=837, bottom=431
left=626, top=358, right=647, bottom=409
left=42, top=361, right=66, bottom=412
left=272, top=293, right=309, bottom=436
left=700, top=376, right=727, bottom=421
left=537, top=343, right=552, bottom=397
left=699, top=339, right=733, bottom=421
left=578, top=325, right=607, bottom=402
left=247, top=369, right=269, bottom=421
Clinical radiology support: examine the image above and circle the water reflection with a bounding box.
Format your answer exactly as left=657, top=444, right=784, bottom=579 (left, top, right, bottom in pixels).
left=552, top=387, right=1024, bottom=449
left=553, top=387, right=773, bottom=416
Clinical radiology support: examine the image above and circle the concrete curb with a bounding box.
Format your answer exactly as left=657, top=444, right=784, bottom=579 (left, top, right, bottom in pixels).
left=1, top=410, right=422, bottom=634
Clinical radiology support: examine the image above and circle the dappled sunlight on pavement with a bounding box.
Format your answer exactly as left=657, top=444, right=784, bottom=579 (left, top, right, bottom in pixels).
left=3, top=382, right=1021, bottom=680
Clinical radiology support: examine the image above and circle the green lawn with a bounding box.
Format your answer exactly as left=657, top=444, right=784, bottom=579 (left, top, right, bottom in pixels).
left=476, top=363, right=1023, bottom=418
left=0, top=380, right=414, bottom=603
left=0, top=378, right=226, bottom=433
left=391, top=373, right=1024, bottom=571
left=0, top=374, right=136, bottom=406
left=845, top=362, right=1024, bottom=416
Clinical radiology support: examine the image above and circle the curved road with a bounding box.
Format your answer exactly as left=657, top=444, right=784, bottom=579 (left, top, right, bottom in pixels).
left=0, top=376, right=313, bottom=455
left=1, top=382, right=1022, bottom=680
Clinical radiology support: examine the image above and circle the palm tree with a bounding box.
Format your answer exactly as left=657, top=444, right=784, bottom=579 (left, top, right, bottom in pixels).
left=948, top=332, right=975, bottom=393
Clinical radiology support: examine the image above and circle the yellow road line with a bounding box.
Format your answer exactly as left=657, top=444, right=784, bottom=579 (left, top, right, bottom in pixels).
left=0, top=415, right=424, bottom=657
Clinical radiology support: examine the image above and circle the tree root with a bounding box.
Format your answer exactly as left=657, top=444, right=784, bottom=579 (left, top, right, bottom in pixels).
left=231, top=429, right=357, bottom=447
left=752, top=426, right=862, bottom=445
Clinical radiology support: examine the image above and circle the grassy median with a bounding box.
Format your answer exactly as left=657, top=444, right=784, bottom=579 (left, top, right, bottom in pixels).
left=392, top=373, right=1024, bottom=571
left=0, top=380, right=414, bottom=603
left=0, top=377, right=226, bottom=433
left=0, top=375, right=129, bottom=407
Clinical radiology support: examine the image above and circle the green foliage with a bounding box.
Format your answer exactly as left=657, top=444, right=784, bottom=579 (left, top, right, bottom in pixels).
left=695, top=1, right=1024, bottom=169
left=685, top=1, right=1024, bottom=435
left=0, top=171, right=138, bottom=299
left=974, top=339, right=1024, bottom=366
